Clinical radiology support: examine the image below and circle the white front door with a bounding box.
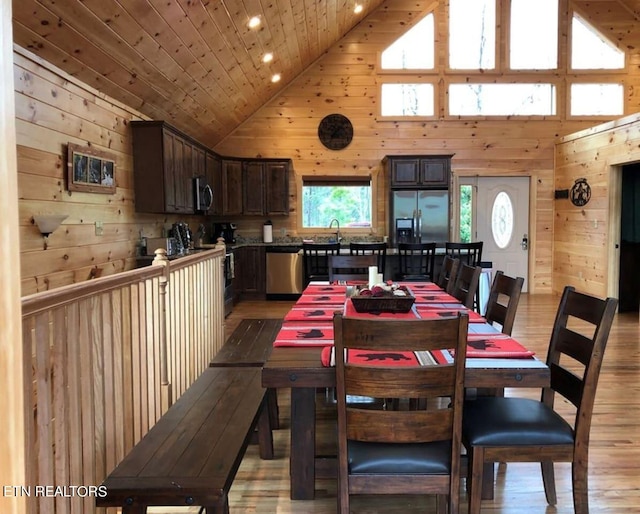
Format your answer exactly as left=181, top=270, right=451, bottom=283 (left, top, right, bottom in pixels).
left=459, top=177, right=530, bottom=292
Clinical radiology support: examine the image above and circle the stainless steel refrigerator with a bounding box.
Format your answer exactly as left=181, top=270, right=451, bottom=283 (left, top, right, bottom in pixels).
left=391, top=190, right=449, bottom=246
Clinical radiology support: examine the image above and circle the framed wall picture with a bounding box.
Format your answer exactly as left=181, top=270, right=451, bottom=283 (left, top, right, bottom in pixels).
left=67, top=143, right=116, bottom=194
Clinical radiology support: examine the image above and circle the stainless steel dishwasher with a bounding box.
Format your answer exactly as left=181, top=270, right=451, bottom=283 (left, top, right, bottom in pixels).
left=265, top=246, right=304, bottom=299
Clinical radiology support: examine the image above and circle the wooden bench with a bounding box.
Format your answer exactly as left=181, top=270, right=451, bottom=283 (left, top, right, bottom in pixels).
left=210, top=318, right=282, bottom=429
left=97, top=367, right=272, bottom=514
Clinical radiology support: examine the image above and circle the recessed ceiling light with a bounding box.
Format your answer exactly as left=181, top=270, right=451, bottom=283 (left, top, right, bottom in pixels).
left=263, top=53, right=274, bottom=63
left=271, top=73, right=281, bottom=83
left=354, top=4, right=363, bottom=14
left=248, top=16, right=261, bottom=29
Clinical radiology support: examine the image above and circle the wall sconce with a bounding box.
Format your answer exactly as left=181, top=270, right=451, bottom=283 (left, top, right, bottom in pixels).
left=33, top=214, right=68, bottom=249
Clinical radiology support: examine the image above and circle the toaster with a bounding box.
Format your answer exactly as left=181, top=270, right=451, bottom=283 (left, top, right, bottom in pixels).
left=146, top=237, right=178, bottom=256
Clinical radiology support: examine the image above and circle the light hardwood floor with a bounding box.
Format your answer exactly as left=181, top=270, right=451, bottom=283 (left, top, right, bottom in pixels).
left=154, top=293, right=640, bottom=513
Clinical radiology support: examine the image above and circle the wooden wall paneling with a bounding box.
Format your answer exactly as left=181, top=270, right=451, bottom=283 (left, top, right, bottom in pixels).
left=15, top=50, right=213, bottom=294
left=13, top=66, right=133, bottom=150
left=554, top=113, right=640, bottom=297
left=0, top=12, right=26, bottom=508
left=1, top=0, right=26, bottom=504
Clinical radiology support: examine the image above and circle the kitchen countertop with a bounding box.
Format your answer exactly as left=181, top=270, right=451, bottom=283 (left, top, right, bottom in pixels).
left=208, top=239, right=450, bottom=257
left=136, top=247, right=215, bottom=264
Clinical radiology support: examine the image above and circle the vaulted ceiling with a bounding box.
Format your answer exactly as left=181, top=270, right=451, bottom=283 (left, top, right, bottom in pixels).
left=11, top=0, right=640, bottom=148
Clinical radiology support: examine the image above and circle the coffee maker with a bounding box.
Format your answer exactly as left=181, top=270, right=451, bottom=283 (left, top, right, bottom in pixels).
left=213, top=222, right=237, bottom=244
left=395, top=218, right=415, bottom=244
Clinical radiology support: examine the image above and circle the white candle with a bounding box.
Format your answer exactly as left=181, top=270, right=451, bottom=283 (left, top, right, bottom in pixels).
left=368, top=266, right=378, bottom=288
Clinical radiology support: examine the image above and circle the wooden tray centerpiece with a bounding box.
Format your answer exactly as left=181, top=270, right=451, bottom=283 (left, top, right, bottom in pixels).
left=350, top=283, right=415, bottom=313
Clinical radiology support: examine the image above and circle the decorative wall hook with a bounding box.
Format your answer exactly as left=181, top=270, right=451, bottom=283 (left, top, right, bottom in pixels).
left=570, top=178, right=591, bottom=206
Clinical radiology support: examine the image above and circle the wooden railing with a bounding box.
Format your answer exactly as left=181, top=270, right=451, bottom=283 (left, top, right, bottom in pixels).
left=20, top=247, right=226, bottom=514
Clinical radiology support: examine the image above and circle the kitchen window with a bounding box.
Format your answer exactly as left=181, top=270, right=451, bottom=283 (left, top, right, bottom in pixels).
left=301, top=177, right=372, bottom=229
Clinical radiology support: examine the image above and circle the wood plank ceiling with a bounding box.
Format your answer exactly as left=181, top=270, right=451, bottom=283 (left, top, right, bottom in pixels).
left=11, top=0, right=640, bottom=148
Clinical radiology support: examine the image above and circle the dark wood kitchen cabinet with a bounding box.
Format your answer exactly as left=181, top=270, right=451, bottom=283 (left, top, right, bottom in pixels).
left=265, top=160, right=290, bottom=215
left=243, top=160, right=290, bottom=216
left=234, top=245, right=266, bottom=299
left=387, top=155, right=453, bottom=189
left=131, top=121, right=199, bottom=214
left=205, top=151, right=223, bottom=216
left=221, top=159, right=243, bottom=215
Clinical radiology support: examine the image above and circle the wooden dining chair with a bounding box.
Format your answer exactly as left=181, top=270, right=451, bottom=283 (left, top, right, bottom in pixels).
left=397, top=242, right=437, bottom=282
left=328, top=254, right=377, bottom=284
left=444, top=241, right=483, bottom=267
left=484, top=270, right=525, bottom=336
left=462, top=286, right=618, bottom=514
left=445, top=242, right=483, bottom=309
left=436, top=256, right=460, bottom=294
left=302, top=242, right=340, bottom=285
left=334, top=311, right=469, bottom=514
left=349, top=241, right=387, bottom=277
left=450, top=263, right=481, bottom=309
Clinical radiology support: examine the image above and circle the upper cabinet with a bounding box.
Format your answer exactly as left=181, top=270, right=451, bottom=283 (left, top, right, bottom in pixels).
left=132, top=120, right=291, bottom=217
left=222, top=159, right=243, bottom=216
left=205, top=151, right=223, bottom=216
left=243, top=160, right=290, bottom=216
left=131, top=121, right=199, bottom=214
left=387, top=155, right=453, bottom=189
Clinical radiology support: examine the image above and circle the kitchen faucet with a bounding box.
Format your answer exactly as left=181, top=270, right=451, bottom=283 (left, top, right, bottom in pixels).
left=328, top=218, right=341, bottom=243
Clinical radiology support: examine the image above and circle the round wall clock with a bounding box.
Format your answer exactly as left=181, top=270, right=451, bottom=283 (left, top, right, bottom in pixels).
left=318, top=114, right=353, bottom=150
left=570, top=178, right=591, bottom=206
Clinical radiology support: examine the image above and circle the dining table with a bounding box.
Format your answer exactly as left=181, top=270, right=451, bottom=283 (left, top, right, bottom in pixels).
left=261, top=281, right=550, bottom=500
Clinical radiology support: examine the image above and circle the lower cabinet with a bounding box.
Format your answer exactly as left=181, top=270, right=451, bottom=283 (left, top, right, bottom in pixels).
left=234, top=246, right=266, bottom=299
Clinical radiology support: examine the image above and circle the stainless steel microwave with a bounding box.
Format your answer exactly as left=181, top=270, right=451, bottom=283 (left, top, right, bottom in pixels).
left=194, top=175, right=213, bottom=213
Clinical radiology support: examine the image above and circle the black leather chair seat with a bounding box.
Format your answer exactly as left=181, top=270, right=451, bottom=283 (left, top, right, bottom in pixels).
left=463, top=397, right=574, bottom=446
left=348, top=440, right=451, bottom=474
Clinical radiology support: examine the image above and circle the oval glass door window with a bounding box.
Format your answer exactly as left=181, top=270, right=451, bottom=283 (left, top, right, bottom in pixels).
left=491, top=191, right=514, bottom=248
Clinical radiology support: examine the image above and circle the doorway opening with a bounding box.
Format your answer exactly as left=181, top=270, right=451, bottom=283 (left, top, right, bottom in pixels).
left=618, top=163, right=640, bottom=312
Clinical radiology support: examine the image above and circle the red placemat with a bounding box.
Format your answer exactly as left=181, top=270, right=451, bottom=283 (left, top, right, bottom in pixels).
left=414, top=292, right=459, bottom=304
left=284, top=306, right=341, bottom=322
left=416, top=305, right=486, bottom=323
left=464, top=335, right=535, bottom=358
left=302, top=284, right=347, bottom=294
left=321, top=347, right=442, bottom=367
left=343, top=298, right=420, bottom=319
left=400, top=282, right=443, bottom=291
left=274, top=323, right=334, bottom=347
left=296, top=294, right=346, bottom=305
